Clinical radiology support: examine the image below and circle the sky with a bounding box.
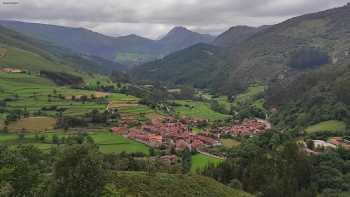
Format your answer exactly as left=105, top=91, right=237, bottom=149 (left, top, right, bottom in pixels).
left=0, top=0, right=349, bottom=39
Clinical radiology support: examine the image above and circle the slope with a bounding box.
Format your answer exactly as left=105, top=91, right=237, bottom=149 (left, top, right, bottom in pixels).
left=104, top=171, right=254, bottom=197
left=131, top=43, right=231, bottom=89
left=0, top=21, right=216, bottom=66
left=0, top=25, right=126, bottom=74
left=213, top=25, right=269, bottom=47
left=224, top=4, right=350, bottom=89
left=133, top=4, right=350, bottom=95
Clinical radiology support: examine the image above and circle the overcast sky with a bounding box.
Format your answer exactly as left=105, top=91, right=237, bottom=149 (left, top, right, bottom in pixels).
left=0, top=0, right=349, bottom=39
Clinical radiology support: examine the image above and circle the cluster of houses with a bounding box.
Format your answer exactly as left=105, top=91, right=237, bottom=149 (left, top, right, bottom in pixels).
left=301, top=137, right=350, bottom=155
left=219, top=119, right=268, bottom=137
left=309, top=137, right=350, bottom=150
left=112, top=117, right=221, bottom=152
left=0, top=67, right=23, bottom=73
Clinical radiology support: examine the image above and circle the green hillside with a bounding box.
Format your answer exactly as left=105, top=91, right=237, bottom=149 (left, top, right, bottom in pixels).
left=103, top=171, right=253, bottom=197
left=133, top=4, right=350, bottom=95
left=224, top=4, right=350, bottom=89
left=0, top=25, right=126, bottom=75
left=0, top=46, right=75, bottom=73
left=131, top=43, right=231, bottom=89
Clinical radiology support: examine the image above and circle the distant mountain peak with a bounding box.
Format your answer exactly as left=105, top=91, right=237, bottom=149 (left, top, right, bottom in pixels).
left=169, top=26, right=191, bottom=33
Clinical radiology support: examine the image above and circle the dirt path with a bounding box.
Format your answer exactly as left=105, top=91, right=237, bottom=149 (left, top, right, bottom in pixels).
left=197, top=150, right=226, bottom=160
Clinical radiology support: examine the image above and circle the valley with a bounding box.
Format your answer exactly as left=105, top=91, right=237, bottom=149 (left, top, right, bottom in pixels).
left=1, top=2, right=350, bottom=197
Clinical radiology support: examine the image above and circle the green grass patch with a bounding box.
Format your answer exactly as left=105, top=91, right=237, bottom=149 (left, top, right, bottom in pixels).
left=233, top=84, right=266, bottom=107
left=115, top=52, right=155, bottom=65
left=191, top=153, right=223, bottom=172
left=0, top=132, right=150, bottom=155
left=90, top=132, right=150, bottom=155
left=173, top=100, right=230, bottom=121
left=305, top=120, right=347, bottom=133
left=0, top=47, right=75, bottom=73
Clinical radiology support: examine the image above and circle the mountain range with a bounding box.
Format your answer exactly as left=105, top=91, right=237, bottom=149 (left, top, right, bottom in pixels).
left=132, top=3, right=350, bottom=94
left=0, top=21, right=215, bottom=67
left=0, top=24, right=125, bottom=75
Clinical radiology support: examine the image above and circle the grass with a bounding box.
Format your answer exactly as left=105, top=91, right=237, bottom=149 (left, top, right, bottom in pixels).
left=0, top=132, right=150, bottom=154
left=173, top=100, right=230, bottom=121
left=114, top=52, right=155, bottom=65
left=106, top=171, right=253, bottom=197
left=305, top=120, right=347, bottom=133
left=8, top=117, right=57, bottom=132
left=90, top=132, right=150, bottom=154
left=233, top=84, right=266, bottom=107
left=221, top=138, right=241, bottom=148
left=191, top=153, right=223, bottom=172
left=0, top=47, right=76, bottom=73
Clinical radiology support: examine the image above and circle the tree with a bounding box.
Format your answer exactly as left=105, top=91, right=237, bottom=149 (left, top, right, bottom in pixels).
left=49, top=144, right=106, bottom=197
left=181, top=149, right=192, bottom=173
left=52, top=134, right=59, bottom=145
left=0, top=145, right=46, bottom=196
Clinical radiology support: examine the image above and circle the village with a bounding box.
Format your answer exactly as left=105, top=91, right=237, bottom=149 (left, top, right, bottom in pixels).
left=111, top=117, right=270, bottom=156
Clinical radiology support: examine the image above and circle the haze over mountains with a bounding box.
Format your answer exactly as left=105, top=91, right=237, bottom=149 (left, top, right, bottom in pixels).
left=0, top=20, right=215, bottom=67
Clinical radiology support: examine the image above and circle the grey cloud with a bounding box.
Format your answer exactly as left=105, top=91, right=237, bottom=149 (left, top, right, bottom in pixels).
left=0, top=0, right=348, bottom=39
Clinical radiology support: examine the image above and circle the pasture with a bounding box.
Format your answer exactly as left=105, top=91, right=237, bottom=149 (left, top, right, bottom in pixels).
left=0, top=73, right=154, bottom=120
left=191, top=153, right=223, bottom=172
left=233, top=84, right=266, bottom=108
left=305, top=120, right=347, bottom=133
left=8, top=116, right=57, bottom=132
left=0, top=47, right=75, bottom=73
left=221, top=138, right=241, bottom=148
left=0, top=131, right=150, bottom=155
left=173, top=100, right=230, bottom=121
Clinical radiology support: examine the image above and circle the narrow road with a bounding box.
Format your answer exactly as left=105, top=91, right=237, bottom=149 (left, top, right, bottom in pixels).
left=197, top=150, right=226, bottom=160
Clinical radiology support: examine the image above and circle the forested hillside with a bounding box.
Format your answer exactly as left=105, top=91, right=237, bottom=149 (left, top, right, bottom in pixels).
left=134, top=4, right=350, bottom=94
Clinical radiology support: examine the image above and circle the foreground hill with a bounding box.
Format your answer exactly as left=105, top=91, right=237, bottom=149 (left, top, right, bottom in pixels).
left=104, top=171, right=253, bottom=197
left=0, top=21, right=215, bottom=66
left=0, top=25, right=125, bottom=74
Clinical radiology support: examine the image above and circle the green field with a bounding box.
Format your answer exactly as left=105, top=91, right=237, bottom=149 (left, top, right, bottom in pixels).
left=0, top=47, right=76, bottom=73
left=90, top=132, right=149, bottom=154
left=305, top=120, right=347, bottom=133
left=233, top=84, right=266, bottom=107
left=0, top=72, right=154, bottom=123
left=0, top=132, right=150, bottom=154
left=115, top=52, right=155, bottom=65
left=191, top=153, right=223, bottom=172
left=173, top=100, right=230, bottom=121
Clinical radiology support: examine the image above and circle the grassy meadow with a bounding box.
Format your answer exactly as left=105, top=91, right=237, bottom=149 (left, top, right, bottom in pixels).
left=233, top=84, right=266, bottom=108
left=0, top=47, right=76, bottom=73
left=173, top=100, right=230, bottom=121
left=191, top=153, right=223, bottom=172
left=0, top=131, right=150, bottom=154
left=305, top=120, right=347, bottom=133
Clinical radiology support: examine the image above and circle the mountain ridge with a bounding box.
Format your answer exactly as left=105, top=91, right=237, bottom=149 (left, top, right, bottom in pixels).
left=0, top=20, right=215, bottom=66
